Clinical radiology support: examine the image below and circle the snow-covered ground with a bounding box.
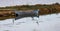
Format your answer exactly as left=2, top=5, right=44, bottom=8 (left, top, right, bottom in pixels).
left=0, top=13, right=60, bottom=31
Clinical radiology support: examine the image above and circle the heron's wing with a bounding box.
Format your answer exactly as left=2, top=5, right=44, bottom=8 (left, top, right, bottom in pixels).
left=15, top=16, right=23, bottom=20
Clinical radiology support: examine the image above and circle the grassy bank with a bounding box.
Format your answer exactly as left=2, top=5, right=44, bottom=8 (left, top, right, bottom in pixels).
left=0, top=3, right=60, bottom=20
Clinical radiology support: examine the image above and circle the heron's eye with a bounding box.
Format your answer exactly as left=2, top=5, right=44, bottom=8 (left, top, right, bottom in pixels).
left=16, top=14, right=18, bottom=17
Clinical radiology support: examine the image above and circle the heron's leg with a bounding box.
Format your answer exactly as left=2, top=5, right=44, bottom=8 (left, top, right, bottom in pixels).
left=34, top=16, right=39, bottom=25
left=12, top=19, right=15, bottom=24
left=36, top=21, right=39, bottom=25
left=32, top=17, right=34, bottom=20
left=37, top=14, right=39, bottom=18
left=36, top=17, right=39, bottom=26
left=37, top=16, right=39, bottom=18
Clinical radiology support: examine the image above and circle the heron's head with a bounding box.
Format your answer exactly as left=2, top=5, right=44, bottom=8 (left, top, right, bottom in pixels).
left=33, top=9, right=40, bottom=17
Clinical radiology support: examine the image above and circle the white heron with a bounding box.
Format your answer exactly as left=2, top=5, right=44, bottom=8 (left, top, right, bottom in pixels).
left=13, top=9, right=40, bottom=24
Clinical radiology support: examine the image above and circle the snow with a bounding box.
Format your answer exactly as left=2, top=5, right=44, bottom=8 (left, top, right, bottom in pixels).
left=0, top=13, right=60, bottom=31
